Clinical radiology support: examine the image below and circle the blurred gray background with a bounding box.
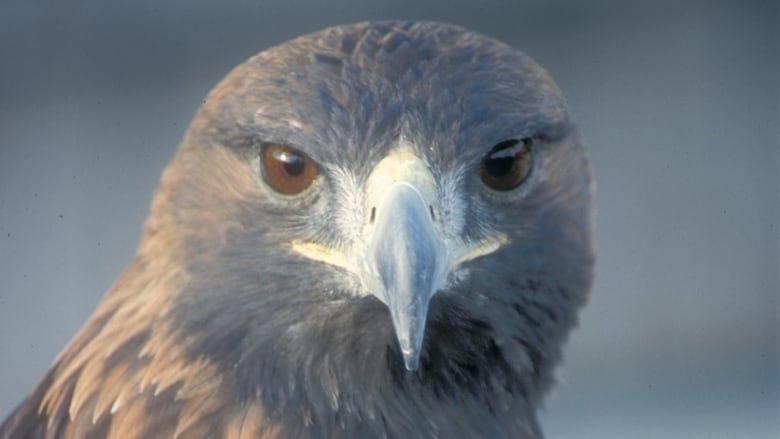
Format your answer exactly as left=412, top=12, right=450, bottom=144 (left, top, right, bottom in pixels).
left=1, top=0, right=777, bottom=437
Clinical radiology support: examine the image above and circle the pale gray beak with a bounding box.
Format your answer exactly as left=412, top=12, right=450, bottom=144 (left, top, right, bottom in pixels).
left=289, top=150, right=508, bottom=371
left=363, top=182, right=446, bottom=370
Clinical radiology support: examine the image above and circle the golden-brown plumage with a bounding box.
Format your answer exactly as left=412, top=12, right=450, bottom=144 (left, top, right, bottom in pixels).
left=2, top=20, right=594, bottom=438
left=2, top=147, right=279, bottom=438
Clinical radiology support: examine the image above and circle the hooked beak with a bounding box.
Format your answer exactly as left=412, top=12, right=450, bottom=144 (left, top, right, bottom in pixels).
left=356, top=151, right=447, bottom=370
left=360, top=180, right=446, bottom=370
left=291, top=150, right=506, bottom=371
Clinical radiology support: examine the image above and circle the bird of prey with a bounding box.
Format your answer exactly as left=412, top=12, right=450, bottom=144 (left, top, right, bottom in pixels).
left=1, top=20, right=594, bottom=438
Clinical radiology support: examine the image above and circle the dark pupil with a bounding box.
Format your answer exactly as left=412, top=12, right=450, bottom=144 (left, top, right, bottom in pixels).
left=485, top=155, right=514, bottom=177
left=485, top=140, right=519, bottom=177
left=277, top=151, right=305, bottom=176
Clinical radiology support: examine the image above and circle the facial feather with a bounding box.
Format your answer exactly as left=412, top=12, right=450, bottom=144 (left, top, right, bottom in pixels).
left=1, top=21, right=593, bottom=439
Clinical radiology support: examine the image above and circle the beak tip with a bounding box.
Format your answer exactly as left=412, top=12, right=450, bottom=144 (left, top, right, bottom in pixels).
left=394, top=319, right=425, bottom=372
left=401, top=348, right=421, bottom=371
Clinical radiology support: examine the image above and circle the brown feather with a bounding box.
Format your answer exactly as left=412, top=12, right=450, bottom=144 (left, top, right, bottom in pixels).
left=3, top=157, right=277, bottom=437
left=2, top=21, right=594, bottom=439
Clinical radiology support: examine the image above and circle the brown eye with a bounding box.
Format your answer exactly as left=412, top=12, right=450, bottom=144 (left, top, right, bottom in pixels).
left=480, top=138, right=533, bottom=191
left=261, top=143, right=318, bottom=195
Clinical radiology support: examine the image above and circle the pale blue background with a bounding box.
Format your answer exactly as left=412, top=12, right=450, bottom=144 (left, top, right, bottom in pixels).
left=1, top=1, right=777, bottom=437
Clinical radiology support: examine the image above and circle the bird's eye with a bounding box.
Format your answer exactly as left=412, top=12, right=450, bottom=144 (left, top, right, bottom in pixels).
left=261, top=143, right=318, bottom=195
left=480, top=138, right=533, bottom=191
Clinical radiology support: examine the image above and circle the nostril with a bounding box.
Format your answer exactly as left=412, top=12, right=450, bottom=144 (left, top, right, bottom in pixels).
left=370, top=206, right=376, bottom=224
left=429, top=205, right=435, bottom=221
